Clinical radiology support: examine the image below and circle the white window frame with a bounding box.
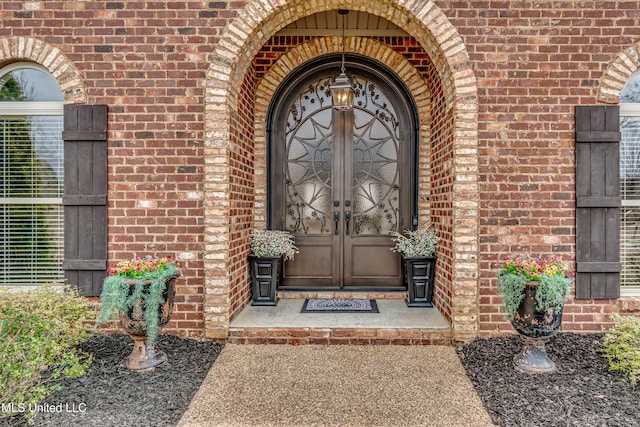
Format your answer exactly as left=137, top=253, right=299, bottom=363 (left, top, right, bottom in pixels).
left=0, top=63, right=64, bottom=289
left=620, top=102, right=640, bottom=296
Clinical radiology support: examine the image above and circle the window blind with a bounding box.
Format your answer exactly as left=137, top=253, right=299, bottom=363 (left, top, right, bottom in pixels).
left=620, top=115, right=640, bottom=290
left=0, top=115, right=64, bottom=286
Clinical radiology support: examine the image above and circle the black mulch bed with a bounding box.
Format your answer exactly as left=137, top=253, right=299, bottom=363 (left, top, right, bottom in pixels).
left=1, top=334, right=223, bottom=427
left=460, top=332, right=640, bottom=427
left=3, top=332, right=638, bottom=427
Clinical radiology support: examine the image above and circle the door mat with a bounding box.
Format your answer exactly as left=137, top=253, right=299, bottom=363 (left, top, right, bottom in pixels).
left=301, top=299, right=379, bottom=313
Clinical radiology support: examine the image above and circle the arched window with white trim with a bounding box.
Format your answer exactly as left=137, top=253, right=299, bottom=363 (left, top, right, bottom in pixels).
left=0, top=63, right=64, bottom=286
left=620, top=70, right=640, bottom=295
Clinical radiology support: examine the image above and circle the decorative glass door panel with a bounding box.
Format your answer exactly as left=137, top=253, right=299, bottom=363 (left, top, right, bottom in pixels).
left=270, top=62, right=413, bottom=289
left=351, top=74, right=400, bottom=236
left=285, top=77, right=334, bottom=235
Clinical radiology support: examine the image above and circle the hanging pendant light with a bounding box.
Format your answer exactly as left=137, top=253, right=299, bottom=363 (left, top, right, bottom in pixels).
left=330, top=9, right=354, bottom=110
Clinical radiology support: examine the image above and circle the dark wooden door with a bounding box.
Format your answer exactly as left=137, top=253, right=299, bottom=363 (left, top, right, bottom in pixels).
left=270, top=62, right=414, bottom=289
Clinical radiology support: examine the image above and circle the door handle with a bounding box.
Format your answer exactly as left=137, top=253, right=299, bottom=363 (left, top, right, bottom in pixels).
left=344, top=210, right=351, bottom=235
left=333, top=211, right=340, bottom=235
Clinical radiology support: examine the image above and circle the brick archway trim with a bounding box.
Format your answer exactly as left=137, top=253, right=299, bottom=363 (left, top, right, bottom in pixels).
left=207, top=1, right=476, bottom=113
left=252, top=36, right=432, bottom=230
left=203, top=0, right=479, bottom=341
left=0, top=36, right=87, bottom=103
left=598, top=42, right=640, bottom=104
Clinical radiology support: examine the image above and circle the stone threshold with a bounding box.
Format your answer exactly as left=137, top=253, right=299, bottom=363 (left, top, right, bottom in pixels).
left=277, top=291, right=407, bottom=300
left=228, top=298, right=453, bottom=345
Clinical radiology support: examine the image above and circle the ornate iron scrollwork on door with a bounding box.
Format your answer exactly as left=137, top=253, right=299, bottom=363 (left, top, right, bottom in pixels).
left=350, top=74, right=401, bottom=236
left=285, top=77, right=334, bottom=235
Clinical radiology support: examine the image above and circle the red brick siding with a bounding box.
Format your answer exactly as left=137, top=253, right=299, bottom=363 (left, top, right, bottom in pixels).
left=427, top=72, right=455, bottom=325
left=0, top=1, right=238, bottom=339
left=447, top=2, right=634, bottom=335
left=228, top=64, right=256, bottom=320
left=2, top=1, right=640, bottom=338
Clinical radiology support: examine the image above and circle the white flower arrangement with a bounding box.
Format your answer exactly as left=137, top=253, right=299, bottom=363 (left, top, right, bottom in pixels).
left=250, top=230, right=299, bottom=261
left=390, top=226, right=438, bottom=257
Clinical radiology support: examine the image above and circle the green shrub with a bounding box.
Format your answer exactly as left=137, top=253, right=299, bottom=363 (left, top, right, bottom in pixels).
left=601, top=314, right=640, bottom=385
left=0, top=284, right=97, bottom=422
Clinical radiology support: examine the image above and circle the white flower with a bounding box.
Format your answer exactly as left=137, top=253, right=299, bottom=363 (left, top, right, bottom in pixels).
left=390, top=227, right=438, bottom=257
left=250, top=230, right=299, bottom=260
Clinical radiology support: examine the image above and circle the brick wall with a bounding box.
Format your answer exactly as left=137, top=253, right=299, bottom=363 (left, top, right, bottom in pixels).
left=445, top=2, right=638, bottom=335
left=228, top=65, right=256, bottom=320
left=428, top=70, right=456, bottom=325
left=0, top=1, right=238, bottom=339
left=2, top=0, right=640, bottom=339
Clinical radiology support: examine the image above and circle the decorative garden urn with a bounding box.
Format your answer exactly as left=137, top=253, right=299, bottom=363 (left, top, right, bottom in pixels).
left=510, top=281, right=564, bottom=374
left=120, top=274, right=179, bottom=372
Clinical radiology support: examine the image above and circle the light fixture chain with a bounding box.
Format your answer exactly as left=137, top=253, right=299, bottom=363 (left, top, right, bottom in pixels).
left=330, top=9, right=354, bottom=111
left=341, top=10, right=346, bottom=73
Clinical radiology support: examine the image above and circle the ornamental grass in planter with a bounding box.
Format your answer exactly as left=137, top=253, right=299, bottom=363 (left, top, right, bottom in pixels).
left=95, top=255, right=180, bottom=371
left=390, top=226, right=439, bottom=307
left=497, top=255, right=573, bottom=373
left=390, top=226, right=439, bottom=258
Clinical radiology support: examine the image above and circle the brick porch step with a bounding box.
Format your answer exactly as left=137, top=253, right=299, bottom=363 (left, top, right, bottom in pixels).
left=228, top=298, right=453, bottom=345
left=228, top=326, right=453, bottom=345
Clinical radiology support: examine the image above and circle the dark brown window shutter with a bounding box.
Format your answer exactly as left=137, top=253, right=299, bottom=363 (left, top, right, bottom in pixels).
left=575, top=105, right=621, bottom=299
left=62, top=105, right=108, bottom=296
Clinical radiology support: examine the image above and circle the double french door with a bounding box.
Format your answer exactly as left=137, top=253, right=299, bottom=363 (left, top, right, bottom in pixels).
left=269, top=58, right=415, bottom=289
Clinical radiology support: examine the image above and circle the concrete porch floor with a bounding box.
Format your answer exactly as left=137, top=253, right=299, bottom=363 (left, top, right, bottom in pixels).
left=228, top=299, right=453, bottom=345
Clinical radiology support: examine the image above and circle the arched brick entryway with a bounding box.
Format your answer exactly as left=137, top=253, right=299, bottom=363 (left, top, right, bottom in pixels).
left=204, top=0, right=479, bottom=342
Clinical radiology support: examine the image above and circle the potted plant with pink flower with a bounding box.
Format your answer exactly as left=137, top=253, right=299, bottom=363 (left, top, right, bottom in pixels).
left=497, top=255, right=572, bottom=374
left=96, top=255, right=180, bottom=372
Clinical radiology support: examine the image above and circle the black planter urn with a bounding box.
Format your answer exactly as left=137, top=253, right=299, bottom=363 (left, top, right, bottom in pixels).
left=401, top=256, right=437, bottom=307
left=511, top=281, right=564, bottom=374
left=248, top=255, right=282, bottom=306
left=120, top=274, right=179, bottom=372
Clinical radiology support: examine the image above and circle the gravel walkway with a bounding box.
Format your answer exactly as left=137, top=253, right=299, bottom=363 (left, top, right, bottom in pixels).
left=177, top=344, right=493, bottom=427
